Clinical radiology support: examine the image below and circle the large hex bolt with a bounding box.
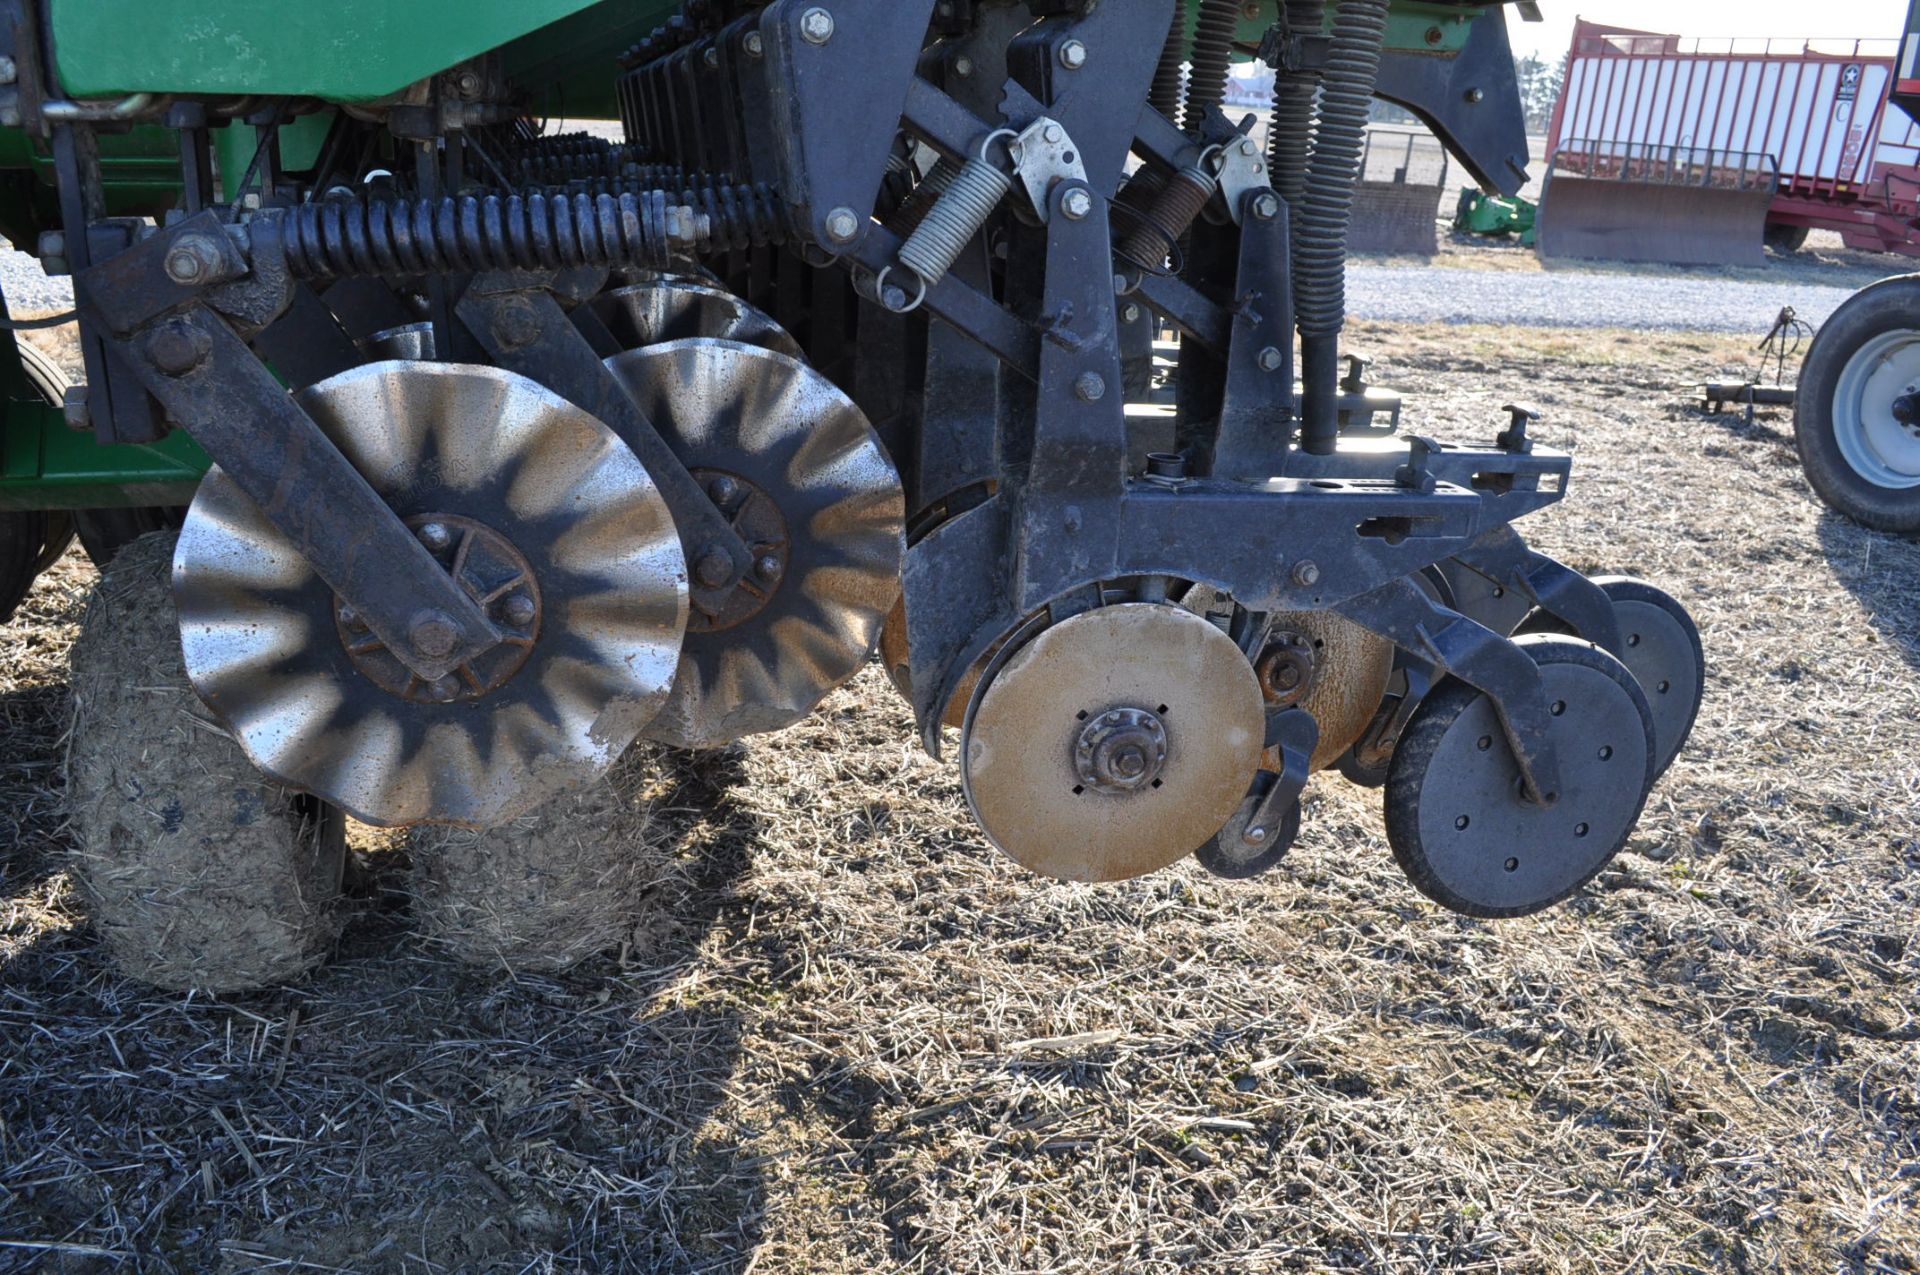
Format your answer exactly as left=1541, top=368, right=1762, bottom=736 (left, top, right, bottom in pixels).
left=145, top=320, right=213, bottom=377
left=163, top=235, right=225, bottom=287
left=1073, top=707, right=1171, bottom=795
left=409, top=610, right=461, bottom=660
left=800, top=7, right=835, bottom=43
left=1256, top=634, right=1318, bottom=708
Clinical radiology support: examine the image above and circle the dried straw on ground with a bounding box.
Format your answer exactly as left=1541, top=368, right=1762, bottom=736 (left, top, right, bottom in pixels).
left=0, top=323, right=1914, bottom=1273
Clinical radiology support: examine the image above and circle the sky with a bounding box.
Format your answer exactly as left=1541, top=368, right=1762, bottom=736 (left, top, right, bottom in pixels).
left=1511, top=1, right=1911, bottom=60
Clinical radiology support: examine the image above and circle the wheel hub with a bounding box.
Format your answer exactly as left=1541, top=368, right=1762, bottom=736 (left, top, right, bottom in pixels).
left=335, top=514, right=541, bottom=704
left=1072, top=707, right=1169, bottom=794
left=688, top=470, right=790, bottom=632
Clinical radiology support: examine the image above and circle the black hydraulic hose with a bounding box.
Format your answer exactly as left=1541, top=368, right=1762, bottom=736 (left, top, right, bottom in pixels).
left=1183, top=0, right=1239, bottom=134
left=1297, top=0, right=1387, bottom=455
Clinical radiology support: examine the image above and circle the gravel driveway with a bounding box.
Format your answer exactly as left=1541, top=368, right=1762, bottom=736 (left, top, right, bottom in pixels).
left=1347, top=263, right=1858, bottom=334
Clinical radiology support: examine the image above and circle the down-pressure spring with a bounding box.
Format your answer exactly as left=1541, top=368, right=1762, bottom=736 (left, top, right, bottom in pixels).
left=1115, top=149, right=1221, bottom=273
left=885, top=130, right=1016, bottom=307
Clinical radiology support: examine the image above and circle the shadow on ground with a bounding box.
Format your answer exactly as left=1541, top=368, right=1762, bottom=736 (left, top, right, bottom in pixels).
left=0, top=746, right=780, bottom=1275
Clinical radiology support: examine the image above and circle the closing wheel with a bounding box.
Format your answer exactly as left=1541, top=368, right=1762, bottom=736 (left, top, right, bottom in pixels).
left=961, top=604, right=1266, bottom=883
left=592, top=280, right=804, bottom=359
left=1194, top=771, right=1302, bottom=881
left=605, top=339, right=905, bottom=749
left=1385, top=635, right=1656, bottom=919
left=1520, top=576, right=1703, bottom=780
left=1795, top=274, right=1920, bottom=531
left=174, top=362, right=689, bottom=828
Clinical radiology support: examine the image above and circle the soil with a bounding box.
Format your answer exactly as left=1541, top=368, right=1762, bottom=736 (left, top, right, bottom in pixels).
left=1, top=323, right=1915, bottom=1273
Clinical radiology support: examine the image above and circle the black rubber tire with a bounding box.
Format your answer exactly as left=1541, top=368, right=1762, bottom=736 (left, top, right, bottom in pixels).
left=1793, top=274, right=1920, bottom=532
left=0, top=510, right=46, bottom=625
left=67, top=532, right=346, bottom=992
left=408, top=746, right=685, bottom=972
left=1765, top=223, right=1810, bottom=254
left=73, top=506, right=186, bottom=571
left=1384, top=636, right=1657, bottom=920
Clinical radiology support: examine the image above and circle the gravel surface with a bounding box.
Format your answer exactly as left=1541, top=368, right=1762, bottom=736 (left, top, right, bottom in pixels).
left=1, top=241, right=72, bottom=316
left=1347, top=263, right=1858, bottom=334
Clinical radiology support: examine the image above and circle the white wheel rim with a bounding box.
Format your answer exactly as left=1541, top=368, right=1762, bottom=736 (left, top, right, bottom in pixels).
left=1831, top=330, right=1920, bottom=490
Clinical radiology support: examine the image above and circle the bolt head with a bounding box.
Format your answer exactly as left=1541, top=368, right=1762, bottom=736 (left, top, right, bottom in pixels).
left=708, top=475, right=739, bottom=505
left=953, top=55, right=974, bottom=77
left=1245, top=825, right=1269, bottom=844
left=426, top=676, right=461, bottom=703
left=1074, top=371, right=1106, bottom=403
left=1252, top=191, right=1281, bottom=221
left=337, top=604, right=365, bottom=633
left=800, top=7, right=835, bottom=43
left=695, top=547, right=735, bottom=589
left=1292, top=560, right=1321, bottom=588
left=1043, top=123, right=1065, bottom=144
left=1258, top=346, right=1284, bottom=373
left=1058, top=39, right=1088, bottom=70
left=502, top=594, right=537, bottom=627
left=1123, top=303, right=1142, bottom=324
left=743, top=31, right=765, bottom=57
left=494, top=300, right=542, bottom=351
left=417, top=522, right=453, bottom=551
left=145, top=320, right=211, bottom=377
left=1239, top=138, right=1258, bottom=156
left=0, top=56, right=17, bottom=86
left=756, top=554, right=784, bottom=582
left=704, top=46, right=719, bottom=67
left=163, top=237, right=221, bottom=286
left=824, top=207, right=861, bottom=243
left=409, top=612, right=460, bottom=659
left=1061, top=188, right=1094, bottom=220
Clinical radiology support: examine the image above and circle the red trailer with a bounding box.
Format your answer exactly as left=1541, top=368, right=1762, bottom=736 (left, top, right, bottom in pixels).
left=1543, top=19, right=1920, bottom=266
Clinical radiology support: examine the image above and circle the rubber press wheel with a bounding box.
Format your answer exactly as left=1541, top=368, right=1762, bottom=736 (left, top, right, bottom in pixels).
left=1384, top=635, right=1657, bottom=920
left=1794, top=274, right=1920, bottom=532
left=66, top=532, right=346, bottom=992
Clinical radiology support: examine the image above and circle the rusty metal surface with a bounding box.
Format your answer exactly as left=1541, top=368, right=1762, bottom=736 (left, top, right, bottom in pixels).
left=173, top=361, right=689, bottom=829
left=592, top=281, right=804, bottom=359
left=1257, top=610, right=1396, bottom=773
left=880, top=596, right=984, bottom=730
left=962, top=604, right=1265, bottom=884
left=605, top=340, right=905, bottom=749
left=1538, top=173, right=1773, bottom=268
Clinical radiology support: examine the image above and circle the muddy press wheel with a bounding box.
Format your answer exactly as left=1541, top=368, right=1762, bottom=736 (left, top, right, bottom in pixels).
left=1384, top=636, right=1656, bottom=919
left=172, top=362, right=689, bottom=828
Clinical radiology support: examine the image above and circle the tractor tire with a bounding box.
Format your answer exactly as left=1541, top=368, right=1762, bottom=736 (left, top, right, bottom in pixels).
left=1765, top=223, right=1810, bottom=254
left=1793, top=274, right=1920, bottom=532
left=66, top=532, right=346, bottom=992
left=73, top=506, right=186, bottom=571
left=407, top=746, right=684, bottom=972
left=1, top=344, right=78, bottom=623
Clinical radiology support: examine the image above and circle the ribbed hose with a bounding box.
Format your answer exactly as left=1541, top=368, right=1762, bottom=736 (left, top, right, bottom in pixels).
left=1148, top=0, right=1189, bottom=122
left=1183, top=0, right=1239, bottom=135
left=1296, top=0, right=1387, bottom=454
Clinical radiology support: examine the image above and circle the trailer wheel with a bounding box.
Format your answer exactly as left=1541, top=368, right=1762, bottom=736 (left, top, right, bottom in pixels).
left=407, top=747, right=681, bottom=972
left=1765, top=223, right=1810, bottom=254
left=1794, top=274, right=1920, bottom=531
left=67, top=532, right=346, bottom=992
left=1, top=343, right=79, bottom=622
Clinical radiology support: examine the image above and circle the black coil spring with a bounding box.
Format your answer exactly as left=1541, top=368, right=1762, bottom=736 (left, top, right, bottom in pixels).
left=672, top=180, right=790, bottom=252
left=1184, top=0, right=1239, bottom=133
left=1268, top=0, right=1326, bottom=209
left=1295, top=0, right=1387, bottom=336
left=1149, top=0, right=1189, bottom=122
left=1116, top=165, right=1215, bottom=273
left=280, top=190, right=654, bottom=278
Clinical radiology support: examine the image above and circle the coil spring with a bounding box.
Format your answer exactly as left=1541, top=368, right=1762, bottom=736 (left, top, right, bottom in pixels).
left=281, top=188, right=697, bottom=279
left=671, top=180, right=790, bottom=252
left=1115, top=159, right=1219, bottom=273
left=511, top=146, right=672, bottom=187
left=1148, top=0, right=1189, bottom=122
left=888, top=159, right=960, bottom=236
left=895, top=142, right=1012, bottom=290
left=1295, top=0, right=1387, bottom=337
left=1268, top=0, right=1327, bottom=209
left=1184, top=0, right=1239, bottom=133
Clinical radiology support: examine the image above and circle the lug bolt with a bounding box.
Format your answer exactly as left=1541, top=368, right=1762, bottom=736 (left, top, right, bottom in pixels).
left=695, top=546, right=735, bottom=589
left=417, top=522, right=452, bottom=551
left=502, top=593, right=537, bottom=626
left=1062, top=188, right=1094, bottom=220
left=427, top=676, right=461, bottom=703
left=707, top=475, right=739, bottom=505
left=409, top=611, right=460, bottom=659
left=1258, top=346, right=1284, bottom=372
left=1075, top=371, right=1106, bottom=402
left=824, top=206, right=861, bottom=243
left=757, top=554, right=784, bottom=581
left=1292, top=560, right=1321, bottom=588
left=338, top=604, right=366, bottom=633
left=1058, top=40, right=1088, bottom=70
left=800, top=7, right=835, bottom=44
